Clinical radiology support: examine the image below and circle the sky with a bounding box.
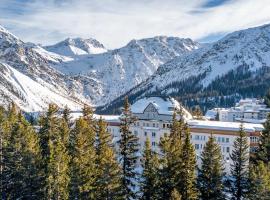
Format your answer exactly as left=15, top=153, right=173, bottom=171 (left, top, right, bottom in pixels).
left=0, top=0, right=270, bottom=49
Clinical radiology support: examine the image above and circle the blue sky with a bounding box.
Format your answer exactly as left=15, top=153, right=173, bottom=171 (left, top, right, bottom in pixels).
left=0, top=0, right=270, bottom=48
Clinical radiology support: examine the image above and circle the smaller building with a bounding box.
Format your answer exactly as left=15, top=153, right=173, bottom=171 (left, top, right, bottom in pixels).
left=206, top=98, right=270, bottom=123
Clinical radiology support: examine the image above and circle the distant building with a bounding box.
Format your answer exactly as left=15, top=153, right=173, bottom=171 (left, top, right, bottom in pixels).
left=205, top=98, right=270, bottom=123
left=106, top=96, right=263, bottom=174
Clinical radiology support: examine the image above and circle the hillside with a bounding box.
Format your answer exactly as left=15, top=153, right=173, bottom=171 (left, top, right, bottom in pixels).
left=100, top=24, right=270, bottom=113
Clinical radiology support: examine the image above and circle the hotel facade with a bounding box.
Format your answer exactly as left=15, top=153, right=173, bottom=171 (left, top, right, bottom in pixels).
left=105, top=97, right=263, bottom=174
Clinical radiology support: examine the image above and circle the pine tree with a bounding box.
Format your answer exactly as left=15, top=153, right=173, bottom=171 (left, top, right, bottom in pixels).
left=170, top=188, right=182, bottom=200
left=39, top=104, right=70, bottom=199
left=247, top=161, right=270, bottom=200
left=192, top=106, right=203, bottom=120
left=140, top=137, right=160, bottom=200
left=257, top=113, right=270, bottom=162
left=0, top=103, right=19, bottom=199
left=158, top=111, right=183, bottom=199
left=264, top=89, right=270, bottom=107
left=197, top=133, right=225, bottom=200
left=95, top=118, right=121, bottom=200
left=69, top=112, right=97, bottom=199
left=0, top=106, right=5, bottom=199
left=4, top=112, right=44, bottom=199
left=179, top=127, right=198, bottom=200
left=62, top=105, right=73, bottom=129
left=229, top=123, right=249, bottom=200
left=118, top=96, right=139, bottom=200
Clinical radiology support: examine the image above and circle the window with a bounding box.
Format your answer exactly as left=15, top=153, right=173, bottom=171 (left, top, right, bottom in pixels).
left=143, top=122, right=145, bottom=126
left=195, top=144, right=200, bottom=150
left=222, top=137, right=225, bottom=143
left=152, top=142, right=156, bottom=146
left=152, top=132, right=156, bottom=137
left=134, top=130, right=138, bottom=136
left=195, top=135, right=200, bottom=140
left=163, top=124, right=166, bottom=128
left=226, top=138, right=229, bottom=143
left=146, top=123, right=149, bottom=127
left=137, top=122, right=140, bottom=126
left=227, top=147, right=230, bottom=153
left=153, top=123, right=155, bottom=127
left=144, top=132, right=147, bottom=136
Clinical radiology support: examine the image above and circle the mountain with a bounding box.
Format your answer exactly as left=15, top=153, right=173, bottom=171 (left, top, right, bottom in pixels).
left=50, top=36, right=200, bottom=106
left=100, top=24, right=270, bottom=113
left=45, top=37, right=107, bottom=57
left=0, top=25, right=200, bottom=111
left=0, top=25, right=88, bottom=112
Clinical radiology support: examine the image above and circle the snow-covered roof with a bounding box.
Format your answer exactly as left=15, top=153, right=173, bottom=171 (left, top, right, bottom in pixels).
left=130, top=96, right=192, bottom=120
left=70, top=112, right=120, bottom=122
left=205, top=110, right=217, bottom=120
left=188, top=120, right=264, bottom=132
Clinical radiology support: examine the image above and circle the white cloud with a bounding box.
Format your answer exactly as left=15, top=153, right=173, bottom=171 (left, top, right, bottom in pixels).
left=0, top=0, right=270, bottom=48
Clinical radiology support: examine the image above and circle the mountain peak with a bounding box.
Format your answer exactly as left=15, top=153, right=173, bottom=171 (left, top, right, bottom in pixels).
left=45, top=37, right=107, bottom=57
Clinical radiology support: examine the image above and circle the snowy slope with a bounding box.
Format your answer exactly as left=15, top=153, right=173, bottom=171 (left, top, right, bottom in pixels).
left=0, top=62, right=82, bottom=112
left=101, top=24, right=270, bottom=112
left=45, top=37, right=107, bottom=57
left=0, top=25, right=87, bottom=112
left=50, top=36, right=200, bottom=105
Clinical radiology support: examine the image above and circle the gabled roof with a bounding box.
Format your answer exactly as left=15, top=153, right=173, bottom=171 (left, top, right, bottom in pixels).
left=130, top=96, right=193, bottom=120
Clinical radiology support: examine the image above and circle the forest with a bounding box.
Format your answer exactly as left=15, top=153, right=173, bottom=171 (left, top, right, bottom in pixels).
left=0, top=98, right=270, bottom=199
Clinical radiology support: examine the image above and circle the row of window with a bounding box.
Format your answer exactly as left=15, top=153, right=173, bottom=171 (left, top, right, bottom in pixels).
left=192, top=135, right=230, bottom=143
left=144, top=131, right=156, bottom=137
left=134, top=121, right=173, bottom=129
left=195, top=143, right=230, bottom=153
left=250, top=136, right=259, bottom=143
left=134, top=122, right=160, bottom=128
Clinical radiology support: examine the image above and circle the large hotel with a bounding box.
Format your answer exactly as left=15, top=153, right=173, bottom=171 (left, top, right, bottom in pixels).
left=104, top=96, right=263, bottom=173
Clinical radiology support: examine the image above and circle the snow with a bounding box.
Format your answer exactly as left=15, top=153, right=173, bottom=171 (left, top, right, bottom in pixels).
left=69, top=112, right=120, bottom=122
left=0, top=63, right=83, bottom=112
left=128, top=23, right=270, bottom=101
left=188, top=120, right=264, bottom=132
left=47, top=36, right=200, bottom=106
left=45, top=37, right=107, bottom=57
left=205, top=110, right=218, bottom=120
left=130, top=96, right=193, bottom=120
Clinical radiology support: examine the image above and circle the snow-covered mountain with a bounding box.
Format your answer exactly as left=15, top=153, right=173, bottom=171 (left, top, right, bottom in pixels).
left=102, top=24, right=270, bottom=113
left=0, top=25, right=199, bottom=111
left=45, top=37, right=107, bottom=57
left=0, top=25, right=87, bottom=112
left=50, top=36, right=200, bottom=105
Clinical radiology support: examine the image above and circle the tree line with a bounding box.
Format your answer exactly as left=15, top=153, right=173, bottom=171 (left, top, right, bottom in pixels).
left=0, top=98, right=270, bottom=199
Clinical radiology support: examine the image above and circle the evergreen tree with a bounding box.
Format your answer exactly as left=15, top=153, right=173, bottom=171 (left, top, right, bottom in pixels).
left=257, top=113, right=270, bottom=163
left=62, top=105, right=73, bottom=129
left=229, top=123, right=249, bottom=200
left=197, top=133, right=225, bottom=200
left=0, top=103, right=19, bottom=199
left=4, top=112, right=44, bottom=199
left=192, top=106, right=203, bottom=120
left=69, top=112, right=97, bottom=199
left=118, top=96, right=139, bottom=200
left=247, top=161, right=270, bottom=200
left=264, top=89, right=270, bottom=107
left=0, top=106, right=5, bottom=199
left=39, top=104, right=70, bottom=199
left=95, top=118, right=121, bottom=200
left=158, top=111, right=183, bottom=199
left=140, top=137, right=160, bottom=200
left=179, top=127, right=198, bottom=200
left=170, top=188, right=182, bottom=200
